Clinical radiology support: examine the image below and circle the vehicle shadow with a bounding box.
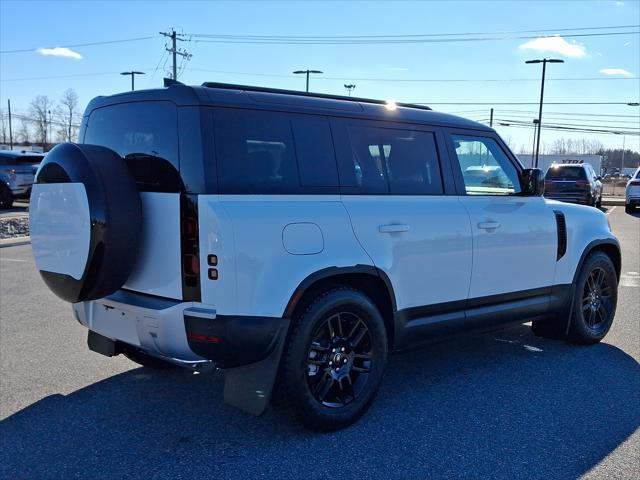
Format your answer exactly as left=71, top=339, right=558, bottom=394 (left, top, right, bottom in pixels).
left=1, top=324, right=638, bottom=479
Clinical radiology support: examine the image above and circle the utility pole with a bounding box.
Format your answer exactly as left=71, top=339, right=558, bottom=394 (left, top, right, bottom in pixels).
left=7, top=99, right=13, bottom=149
left=489, top=108, right=494, bottom=127
left=532, top=119, right=539, bottom=161
left=293, top=69, right=323, bottom=92
left=344, top=84, right=356, bottom=96
left=526, top=58, right=564, bottom=168
left=160, top=29, right=191, bottom=80
left=121, top=71, right=146, bottom=91
left=47, top=109, right=52, bottom=150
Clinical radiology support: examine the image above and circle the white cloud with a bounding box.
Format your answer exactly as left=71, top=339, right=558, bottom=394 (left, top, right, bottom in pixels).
left=36, top=47, right=82, bottom=60
left=600, top=68, right=632, bottom=76
left=518, top=35, right=587, bottom=58
left=623, top=41, right=631, bottom=47
left=615, top=1, right=624, bottom=6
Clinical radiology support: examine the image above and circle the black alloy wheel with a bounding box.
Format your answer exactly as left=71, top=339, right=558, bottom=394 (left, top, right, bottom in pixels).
left=282, top=288, right=387, bottom=431
left=568, top=251, right=617, bottom=344
left=306, top=311, right=373, bottom=408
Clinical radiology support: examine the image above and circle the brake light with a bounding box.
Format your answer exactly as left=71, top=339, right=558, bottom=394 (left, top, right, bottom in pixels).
left=180, top=195, right=201, bottom=300
left=187, top=333, right=220, bottom=343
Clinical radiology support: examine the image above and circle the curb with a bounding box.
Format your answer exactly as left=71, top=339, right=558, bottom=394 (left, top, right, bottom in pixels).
left=0, top=236, right=31, bottom=248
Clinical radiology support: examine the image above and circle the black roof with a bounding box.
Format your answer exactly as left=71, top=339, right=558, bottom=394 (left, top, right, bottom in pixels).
left=84, top=81, right=491, bottom=131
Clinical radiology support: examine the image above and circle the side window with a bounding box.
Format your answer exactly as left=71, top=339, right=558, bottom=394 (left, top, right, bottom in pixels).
left=339, top=124, right=444, bottom=195
left=291, top=116, right=338, bottom=188
left=215, top=109, right=337, bottom=194
left=342, top=125, right=388, bottom=194
left=382, top=129, right=443, bottom=195
left=215, top=109, right=298, bottom=194
left=451, top=135, right=521, bottom=195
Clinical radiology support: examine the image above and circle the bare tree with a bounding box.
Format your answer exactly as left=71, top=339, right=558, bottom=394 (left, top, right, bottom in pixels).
left=58, top=88, right=79, bottom=142
left=29, top=94, right=53, bottom=148
left=0, top=108, right=6, bottom=144
left=18, top=118, right=31, bottom=144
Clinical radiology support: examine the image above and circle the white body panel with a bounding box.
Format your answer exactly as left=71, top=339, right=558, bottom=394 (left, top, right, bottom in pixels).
left=342, top=195, right=473, bottom=310
left=198, top=195, right=372, bottom=317
left=29, top=183, right=91, bottom=280
left=123, top=192, right=183, bottom=299
left=546, top=200, right=617, bottom=285
left=73, top=296, right=213, bottom=362
left=459, top=195, right=557, bottom=298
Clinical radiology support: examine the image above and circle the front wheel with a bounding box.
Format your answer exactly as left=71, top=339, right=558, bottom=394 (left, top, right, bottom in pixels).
left=568, top=252, right=617, bottom=344
left=282, top=288, right=388, bottom=431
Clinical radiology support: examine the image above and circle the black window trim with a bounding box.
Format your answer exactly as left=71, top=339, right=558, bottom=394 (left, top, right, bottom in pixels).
left=443, top=127, right=525, bottom=197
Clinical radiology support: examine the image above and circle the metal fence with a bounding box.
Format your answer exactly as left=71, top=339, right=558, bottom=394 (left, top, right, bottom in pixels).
left=602, top=179, right=629, bottom=197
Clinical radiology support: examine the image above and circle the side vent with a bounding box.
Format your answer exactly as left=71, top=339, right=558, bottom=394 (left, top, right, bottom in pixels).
left=554, top=210, right=567, bottom=261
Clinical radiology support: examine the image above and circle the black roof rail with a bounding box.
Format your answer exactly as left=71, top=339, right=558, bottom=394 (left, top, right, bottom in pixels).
left=200, top=81, right=432, bottom=111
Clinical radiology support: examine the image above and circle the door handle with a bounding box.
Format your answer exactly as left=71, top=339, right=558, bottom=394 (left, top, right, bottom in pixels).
left=379, top=224, right=410, bottom=234
left=477, top=221, right=501, bottom=231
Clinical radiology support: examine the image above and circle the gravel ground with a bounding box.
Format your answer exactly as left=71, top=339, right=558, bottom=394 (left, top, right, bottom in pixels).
left=0, top=215, right=29, bottom=239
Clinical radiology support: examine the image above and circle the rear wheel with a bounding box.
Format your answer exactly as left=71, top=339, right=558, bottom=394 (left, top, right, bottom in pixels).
left=123, top=348, right=179, bottom=370
left=595, top=196, right=602, bottom=209
left=282, top=288, right=387, bottom=431
left=568, top=252, right=617, bottom=344
left=0, top=183, right=13, bottom=209
left=626, top=204, right=634, bottom=213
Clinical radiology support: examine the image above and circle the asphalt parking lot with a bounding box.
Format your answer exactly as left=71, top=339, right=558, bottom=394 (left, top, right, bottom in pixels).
left=0, top=206, right=638, bottom=480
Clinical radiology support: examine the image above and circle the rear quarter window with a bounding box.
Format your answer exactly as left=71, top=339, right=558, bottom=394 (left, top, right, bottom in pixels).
left=214, top=108, right=338, bottom=194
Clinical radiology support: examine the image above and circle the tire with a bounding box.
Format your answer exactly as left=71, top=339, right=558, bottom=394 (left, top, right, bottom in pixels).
left=596, top=196, right=602, bottom=209
left=626, top=204, right=634, bottom=213
left=568, top=251, right=617, bottom=344
left=0, top=183, right=13, bottom=209
left=123, top=348, right=179, bottom=370
left=29, top=143, right=142, bottom=302
left=282, top=288, right=388, bottom=431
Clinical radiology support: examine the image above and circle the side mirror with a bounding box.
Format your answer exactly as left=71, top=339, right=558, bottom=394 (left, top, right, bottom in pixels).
left=520, top=168, right=545, bottom=196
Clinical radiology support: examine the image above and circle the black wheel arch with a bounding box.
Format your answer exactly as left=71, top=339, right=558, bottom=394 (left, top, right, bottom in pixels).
left=573, top=239, right=621, bottom=285
left=283, top=265, right=397, bottom=349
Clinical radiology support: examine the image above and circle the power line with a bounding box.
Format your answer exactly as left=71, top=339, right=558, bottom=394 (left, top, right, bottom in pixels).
left=0, top=35, right=156, bottom=54
left=414, top=102, right=639, bottom=106
left=189, top=24, right=639, bottom=39
left=492, top=117, right=640, bottom=131
left=190, top=30, right=638, bottom=45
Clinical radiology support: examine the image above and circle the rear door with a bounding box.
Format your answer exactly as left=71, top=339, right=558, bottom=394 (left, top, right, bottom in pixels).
left=332, top=118, right=472, bottom=312
left=82, top=101, right=185, bottom=300
left=446, top=131, right=557, bottom=301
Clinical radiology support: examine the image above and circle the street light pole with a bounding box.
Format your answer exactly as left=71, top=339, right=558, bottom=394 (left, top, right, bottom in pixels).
left=344, top=84, right=356, bottom=96
left=120, top=71, right=146, bottom=91
left=526, top=58, right=564, bottom=168
left=293, top=69, right=323, bottom=92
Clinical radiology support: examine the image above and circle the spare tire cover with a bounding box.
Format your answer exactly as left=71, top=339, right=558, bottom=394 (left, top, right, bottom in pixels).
left=30, top=143, right=142, bottom=303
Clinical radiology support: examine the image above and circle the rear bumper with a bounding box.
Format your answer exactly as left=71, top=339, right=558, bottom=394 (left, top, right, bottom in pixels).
left=74, top=289, right=287, bottom=369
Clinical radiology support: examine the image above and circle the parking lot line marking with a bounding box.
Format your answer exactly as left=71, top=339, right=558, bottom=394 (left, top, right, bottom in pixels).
left=606, top=206, right=616, bottom=215
left=620, top=272, right=640, bottom=287
left=0, top=258, right=27, bottom=262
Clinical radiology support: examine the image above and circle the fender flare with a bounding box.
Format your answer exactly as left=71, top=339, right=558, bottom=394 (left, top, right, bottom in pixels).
left=282, top=264, right=397, bottom=318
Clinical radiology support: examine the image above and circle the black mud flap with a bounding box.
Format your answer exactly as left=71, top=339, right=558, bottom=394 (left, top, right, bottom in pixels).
left=223, top=319, right=289, bottom=416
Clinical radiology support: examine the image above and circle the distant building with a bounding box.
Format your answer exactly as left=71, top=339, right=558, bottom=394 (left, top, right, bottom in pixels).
left=517, top=154, right=603, bottom=175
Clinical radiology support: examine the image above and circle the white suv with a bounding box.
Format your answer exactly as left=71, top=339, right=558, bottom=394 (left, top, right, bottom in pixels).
left=29, top=82, right=621, bottom=431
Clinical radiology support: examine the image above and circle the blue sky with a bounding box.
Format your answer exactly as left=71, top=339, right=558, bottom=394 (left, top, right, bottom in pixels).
left=1, top=0, right=639, bottom=152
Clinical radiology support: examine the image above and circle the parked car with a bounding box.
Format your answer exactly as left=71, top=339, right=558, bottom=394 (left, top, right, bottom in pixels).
left=0, top=150, right=44, bottom=209
left=0, top=172, right=14, bottom=208
left=625, top=167, right=640, bottom=213
left=28, top=82, right=621, bottom=431
left=544, top=163, right=603, bottom=208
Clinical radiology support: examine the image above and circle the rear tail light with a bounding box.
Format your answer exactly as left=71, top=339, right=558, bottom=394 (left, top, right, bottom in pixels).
left=180, top=195, right=201, bottom=301
left=629, top=180, right=640, bottom=186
